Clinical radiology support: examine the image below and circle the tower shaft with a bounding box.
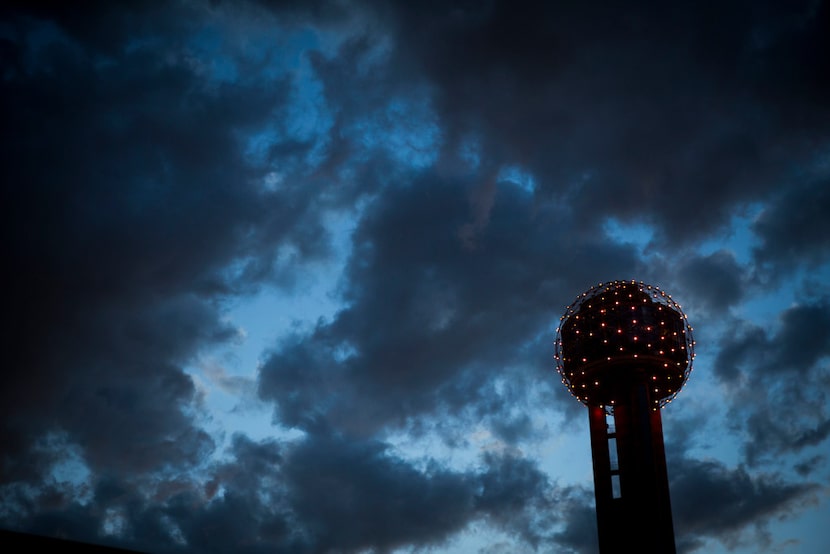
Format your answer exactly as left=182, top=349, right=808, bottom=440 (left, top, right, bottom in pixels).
left=588, top=381, right=676, bottom=553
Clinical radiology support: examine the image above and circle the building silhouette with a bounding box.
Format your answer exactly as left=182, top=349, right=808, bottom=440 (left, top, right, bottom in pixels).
left=555, top=280, right=695, bottom=553
left=0, top=528, right=145, bottom=553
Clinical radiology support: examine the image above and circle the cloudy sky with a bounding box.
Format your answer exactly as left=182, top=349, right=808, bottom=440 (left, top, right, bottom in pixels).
left=2, top=1, right=829, bottom=552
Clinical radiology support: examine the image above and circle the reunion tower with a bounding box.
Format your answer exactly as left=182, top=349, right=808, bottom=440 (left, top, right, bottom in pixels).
left=554, top=280, right=695, bottom=553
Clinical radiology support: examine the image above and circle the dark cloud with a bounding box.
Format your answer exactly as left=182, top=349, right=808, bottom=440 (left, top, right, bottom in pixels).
left=0, top=1, right=185, bottom=56
left=229, top=434, right=592, bottom=553
left=1, top=0, right=332, bottom=487
left=715, top=299, right=830, bottom=379
left=280, top=432, right=477, bottom=552
left=670, top=455, right=819, bottom=553
left=674, top=249, right=747, bottom=314
left=714, top=299, right=830, bottom=464
left=793, top=454, right=826, bottom=477
left=752, top=177, right=830, bottom=276
left=549, top=494, right=599, bottom=554
left=369, top=1, right=830, bottom=247
left=4, top=432, right=592, bottom=553
left=259, top=176, right=645, bottom=436
left=712, top=319, right=768, bottom=383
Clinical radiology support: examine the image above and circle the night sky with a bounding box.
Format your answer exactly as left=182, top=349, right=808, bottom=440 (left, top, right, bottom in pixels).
left=2, top=2, right=829, bottom=553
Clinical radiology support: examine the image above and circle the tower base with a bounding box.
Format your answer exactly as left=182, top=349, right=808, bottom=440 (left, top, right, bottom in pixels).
left=588, top=383, right=676, bottom=553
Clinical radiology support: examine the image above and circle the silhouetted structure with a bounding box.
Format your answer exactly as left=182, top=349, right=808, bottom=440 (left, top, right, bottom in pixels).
left=0, top=528, right=145, bottom=553
left=554, top=280, right=695, bottom=554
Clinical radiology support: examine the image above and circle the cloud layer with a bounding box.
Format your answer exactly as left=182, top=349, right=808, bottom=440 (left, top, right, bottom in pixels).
left=2, top=1, right=828, bottom=552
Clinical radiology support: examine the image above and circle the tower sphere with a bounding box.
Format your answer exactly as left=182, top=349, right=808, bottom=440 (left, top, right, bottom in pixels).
left=554, top=280, right=695, bottom=409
